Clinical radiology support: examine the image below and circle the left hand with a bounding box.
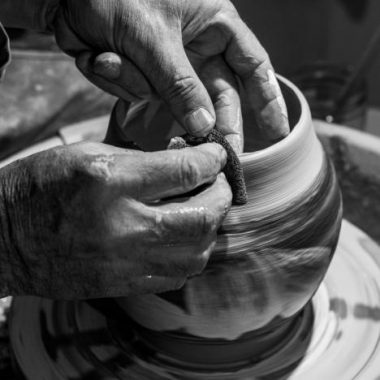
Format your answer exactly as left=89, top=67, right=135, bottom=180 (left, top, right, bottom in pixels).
left=0, top=141, right=231, bottom=299
left=50, top=0, right=290, bottom=152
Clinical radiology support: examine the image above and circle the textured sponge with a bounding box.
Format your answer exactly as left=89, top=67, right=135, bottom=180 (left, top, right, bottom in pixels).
left=168, top=129, right=247, bottom=205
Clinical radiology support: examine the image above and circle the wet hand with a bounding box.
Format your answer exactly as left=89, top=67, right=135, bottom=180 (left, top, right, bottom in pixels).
left=0, top=142, right=231, bottom=299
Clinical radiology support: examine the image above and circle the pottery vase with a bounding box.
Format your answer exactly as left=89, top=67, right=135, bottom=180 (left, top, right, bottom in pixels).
left=109, top=77, right=343, bottom=343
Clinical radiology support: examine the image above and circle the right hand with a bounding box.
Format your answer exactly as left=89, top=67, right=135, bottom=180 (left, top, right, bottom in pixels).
left=52, top=0, right=290, bottom=152
left=0, top=141, right=231, bottom=299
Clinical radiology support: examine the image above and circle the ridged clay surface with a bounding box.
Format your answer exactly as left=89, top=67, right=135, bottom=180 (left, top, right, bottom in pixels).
left=116, top=77, right=343, bottom=339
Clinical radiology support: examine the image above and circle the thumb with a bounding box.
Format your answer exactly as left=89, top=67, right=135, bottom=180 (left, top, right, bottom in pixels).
left=143, top=43, right=216, bottom=137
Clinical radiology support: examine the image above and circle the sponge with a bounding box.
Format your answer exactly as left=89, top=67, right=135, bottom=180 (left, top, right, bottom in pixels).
left=168, top=129, right=247, bottom=205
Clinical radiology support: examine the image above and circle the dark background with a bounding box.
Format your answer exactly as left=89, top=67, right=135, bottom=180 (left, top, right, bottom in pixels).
left=234, top=0, right=380, bottom=107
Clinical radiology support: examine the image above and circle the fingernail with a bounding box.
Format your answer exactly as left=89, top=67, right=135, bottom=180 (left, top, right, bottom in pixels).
left=185, top=108, right=215, bottom=137
left=93, top=54, right=121, bottom=79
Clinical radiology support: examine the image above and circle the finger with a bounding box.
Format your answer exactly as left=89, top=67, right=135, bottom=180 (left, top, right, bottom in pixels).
left=95, top=264, right=188, bottom=297
left=139, top=174, right=231, bottom=277
left=98, top=204, right=218, bottom=280
left=118, top=275, right=187, bottom=295
left=53, top=8, right=91, bottom=56
left=139, top=40, right=216, bottom=137
left=76, top=52, right=137, bottom=101
left=198, top=56, right=244, bottom=153
left=128, top=239, right=217, bottom=280
left=222, top=17, right=290, bottom=140
left=100, top=175, right=231, bottom=286
left=114, top=143, right=227, bottom=200
left=72, top=263, right=187, bottom=298
left=91, top=52, right=155, bottom=100
left=151, top=173, right=232, bottom=244
left=76, top=52, right=153, bottom=102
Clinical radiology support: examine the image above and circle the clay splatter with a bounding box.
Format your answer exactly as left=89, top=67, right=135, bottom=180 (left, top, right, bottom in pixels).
left=354, top=304, right=380, bottom=321
left=330, top=298, right=348, bottom=319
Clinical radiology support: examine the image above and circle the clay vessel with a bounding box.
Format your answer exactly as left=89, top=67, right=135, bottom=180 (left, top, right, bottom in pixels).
left=111, top=77, right=342, bottom=343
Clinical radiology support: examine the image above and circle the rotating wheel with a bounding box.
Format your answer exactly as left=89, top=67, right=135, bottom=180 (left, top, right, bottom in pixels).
left=9, top=220, right=380, bottom=380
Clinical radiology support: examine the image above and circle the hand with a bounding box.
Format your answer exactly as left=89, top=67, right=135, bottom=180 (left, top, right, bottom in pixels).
left=52, top=0, right=290, bottom=152
left=0, top=142, right=231, bottom=299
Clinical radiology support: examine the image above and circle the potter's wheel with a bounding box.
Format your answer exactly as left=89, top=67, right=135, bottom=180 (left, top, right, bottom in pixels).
left=9, top=220, right=380, bottom=380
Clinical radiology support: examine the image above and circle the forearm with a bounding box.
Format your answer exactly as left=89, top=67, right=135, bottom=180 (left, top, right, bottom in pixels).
left=0, top=164, right=21, bottom=297
left=0, top=0, right=59, bottom=31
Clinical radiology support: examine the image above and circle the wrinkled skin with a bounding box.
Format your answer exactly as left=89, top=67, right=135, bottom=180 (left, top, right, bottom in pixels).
left=52, top=0, right=290, bottom=152
left=0, top=0, right=286, bottom=300
left=0, top=142, right=231, bottom=299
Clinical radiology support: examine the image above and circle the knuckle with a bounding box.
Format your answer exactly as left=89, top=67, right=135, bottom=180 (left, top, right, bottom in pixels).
left=85, top=156, right=116, bottom=184
left=241, top=55, right=271, bottom=82
left=212, top=7, right=239, bottom=27
left=162, top=75, right=199, bottom=104
left=215, top=90, right=235, bottom=108
left=178, top=154, right=201, bottom=189
left=256, top=55, right=271, bottom=73
left=51, top=143, right=107, bottom=184
left=263, top=94, right=281, bottom=109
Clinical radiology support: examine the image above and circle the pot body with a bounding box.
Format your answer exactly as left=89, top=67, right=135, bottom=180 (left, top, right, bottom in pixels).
left=112, top=77, right=342, bottom=340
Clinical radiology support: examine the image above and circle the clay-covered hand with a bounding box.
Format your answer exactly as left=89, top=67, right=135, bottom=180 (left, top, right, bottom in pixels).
left=0, top=142, right=231, bottom=299
left=51, top=0, right=290, bottom=152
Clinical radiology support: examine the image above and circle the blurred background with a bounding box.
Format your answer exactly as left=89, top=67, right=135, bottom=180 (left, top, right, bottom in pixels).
left=234, top=0, right=380, bottom=134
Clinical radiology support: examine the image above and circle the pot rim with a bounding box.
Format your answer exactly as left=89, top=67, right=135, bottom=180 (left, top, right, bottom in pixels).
left=241, top=75, right=311, bottom=160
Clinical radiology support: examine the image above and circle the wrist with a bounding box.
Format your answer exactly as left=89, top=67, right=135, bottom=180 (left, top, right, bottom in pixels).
left=0, top=0, right=60, bottom=32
